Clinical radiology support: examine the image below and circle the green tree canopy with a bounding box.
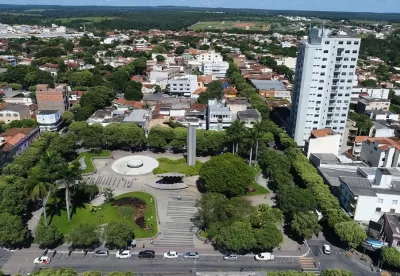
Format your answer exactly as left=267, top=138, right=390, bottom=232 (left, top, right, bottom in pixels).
left=199, top=153, right=253, bottom=197
left=213, top=221, right=256, bottom=252
left=321, top=269, right=354, bottom=276
left=103, top=221, right=135, bottom=249
left=35, top=224, right=64, bottom=248
left=124, top=81, right=143, bottom=101
left=382, top=247, right=400, bottom=268
left=0, top=212, right=29, bottom=247
left=291, top=212, right=321, bottom=240
left=67, top=223, right=100, bottom=249
left=334, top=221, right=367, bottom=248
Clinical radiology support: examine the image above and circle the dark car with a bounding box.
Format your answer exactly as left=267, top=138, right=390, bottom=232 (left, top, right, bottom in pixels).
left=138, top=250, right=155, bottom=259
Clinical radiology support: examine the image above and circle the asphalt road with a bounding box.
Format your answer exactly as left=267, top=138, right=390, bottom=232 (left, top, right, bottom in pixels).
left=35, top=255, right=301, bottom=274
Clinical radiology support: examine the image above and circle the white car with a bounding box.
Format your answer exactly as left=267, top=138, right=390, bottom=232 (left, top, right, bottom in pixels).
left=34, top=256, right=51, bottom=264
left=116, top=250, right=131, bottom=259
left=164, top=251, right=178, bottom=259
left=255, top=252, right=274, bottom=261
left=323, top=244, right=331, bottom=254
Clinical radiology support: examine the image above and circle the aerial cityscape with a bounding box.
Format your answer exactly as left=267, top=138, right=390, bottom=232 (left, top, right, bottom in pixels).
left=0, top=3, right=399, bottom=276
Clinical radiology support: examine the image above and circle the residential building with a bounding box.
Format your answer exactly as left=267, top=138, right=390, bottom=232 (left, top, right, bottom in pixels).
left=357, top=96, right=391, bottom=114
left=351, top=87, right=391, bottom=104
left=123, top=109, right=150, bottom=130
left=113, top=99, right=143, bottom=111
left=339, top=168, right=400, bottom=222
left=168, top=75, right=198, bottom=97
left=290, top=28, right=361, bottom=147
left=207, top=99, right=233, bottom=131
left=133, top=39, right=148, bottom=51
left=0, top=55, right=16, bottom=67
left=195, top=50, right=223, bottom=62
left=36, top=110, right=62, bottom=132
left=36, top=84, right=69, bottom=114
left=304, top=128, right=342, bottom=158
left=341, top=119, right=358, bottom=154
left=225, top=98, right=250, bottom=118
left=381, top=213, right=400, bottom=249
left=0, top=127, right=40, bottom=168
left=149, top=67, right=180, bottom=89
left=176, top=104, right=207, bottom=130
left=237, top=109, right=261, bottom=128
left=201, top=60, right=229, bottom=79
left=359, top=137, right=400, bottom=167
left=0, top=104, right=30, bottom=123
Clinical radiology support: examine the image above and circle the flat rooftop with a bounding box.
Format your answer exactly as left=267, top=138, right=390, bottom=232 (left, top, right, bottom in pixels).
left=123, top=109, right=150, bottom=123
left=249, top=79, right=287, bottom=91
left=237, top=109, right=261, bottom=119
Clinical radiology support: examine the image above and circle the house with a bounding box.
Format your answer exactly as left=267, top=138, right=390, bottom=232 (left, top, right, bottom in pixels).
left=113, top=99, right=143, bottom=111
left=0, top=104, right=31, bottom=123
left=36, top=110, right=63, bottom=132
left=0, top=55, right=16, bottom=67
left=237, top=109, right=261, bottom=128
left=223, top=87, right=238, bottom=98
left=225, top=97, right=250, bottom=117
left=38, top=63, right=59, bottom=76
left=207, top=99, right=233, bottom=131
left=0, top=127, right=40, bottom=168
left=304, top=128, right=341, bottom=158
left=123, top=109, right=151, bottom=130
left=250, top=79, right=291, bottom=101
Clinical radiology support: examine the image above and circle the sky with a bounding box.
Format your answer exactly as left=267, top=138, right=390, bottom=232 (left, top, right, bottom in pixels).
left=2, top=0, right=400, bottom=13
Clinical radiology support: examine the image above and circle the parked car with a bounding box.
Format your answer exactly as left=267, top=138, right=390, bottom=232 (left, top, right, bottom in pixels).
left=255, top=252, right=274, bottom=261
left=223, top=254, right=238, bottom=261
left=34, top=256, right=51, bottom=264
left=94, top=250, right=109, bottom=258
left=183, top=252, right=199, bottom=260
left=116, top=250, right=131, bottom=259
left=138, top=250, right=155, bottom=259
left=323, top=244, right=331, bottom=255
left=163, top=251, right=178, bottom=259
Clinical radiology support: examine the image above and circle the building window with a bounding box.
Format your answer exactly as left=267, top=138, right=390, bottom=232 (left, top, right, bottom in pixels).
left=350, top=65, right=355, bottom=68
left=376, top=207, right=382, bottom=212
left=345, top=50, right=350, bottom=53
left=378, top=198, right=383, bottom=203
left=325, top=41, right=330, bottom=44
left=323, top=58, right=327, bottom=61
left=323, top=50, right=329, bottom=53
left=354, top=41, right=359, bottom=45
left=352, top=50, right=358, bottom=54
left=339, top=41, right=344, bottom=44
left=393, top=200, right=398, bottom=205
left=391, top=209, right=396, bottom=213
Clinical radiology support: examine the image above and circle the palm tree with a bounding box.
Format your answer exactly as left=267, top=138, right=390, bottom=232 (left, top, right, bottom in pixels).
left=30, top=182, right=51, bottom=227
left=59, top=161, right=82, bottom=221
left=226, top=120, right=246, bottom=154
left=246, top=121, right=263, bottom=166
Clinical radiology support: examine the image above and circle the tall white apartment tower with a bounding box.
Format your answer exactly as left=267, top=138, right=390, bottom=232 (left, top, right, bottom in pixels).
left=290, top=28, right=361, bottom=147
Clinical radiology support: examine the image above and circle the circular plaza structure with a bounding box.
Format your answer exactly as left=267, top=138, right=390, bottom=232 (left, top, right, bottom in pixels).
left=111, top=155, right=159, bottom=176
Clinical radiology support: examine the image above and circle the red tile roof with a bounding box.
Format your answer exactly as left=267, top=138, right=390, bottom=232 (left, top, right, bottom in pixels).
left=311, top=128, right=337, bottom=138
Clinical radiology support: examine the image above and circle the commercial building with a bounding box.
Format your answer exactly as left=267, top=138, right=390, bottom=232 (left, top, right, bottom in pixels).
left=290, top=28, right=361, bottom=147
left=122, top=109, right=151, bottom=131
left=304, top=128, right=341, bottom=158
left=207, top=99, right=233, bottom=131
left=36, top=84, right=69, bottom=114
left=36, top=110, right=62, bottom=132
left=168, top=75, right=198, bottom=97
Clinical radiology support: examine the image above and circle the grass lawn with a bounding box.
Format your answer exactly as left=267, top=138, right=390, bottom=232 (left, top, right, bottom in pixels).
left=43, top=192, right=158, bottom=239
left=153, top=158, right=202, bottom=176
left=189, top=21, right=270, bottom=31
left=249, top=165, right=269, bottom=196
left=77, top=150, right=111, bottom=174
